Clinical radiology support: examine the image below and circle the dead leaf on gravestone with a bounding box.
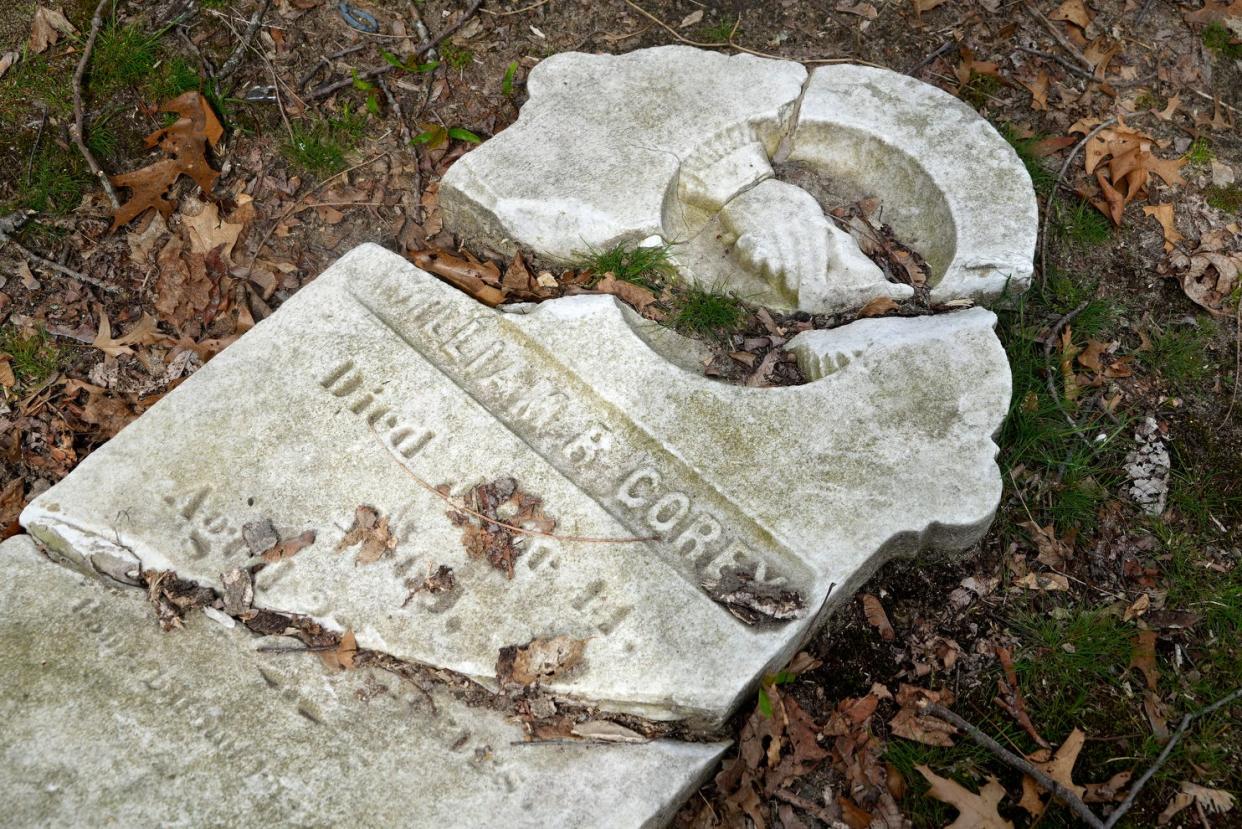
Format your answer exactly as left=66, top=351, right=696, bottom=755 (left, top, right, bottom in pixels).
left=110, top=92, right=223, bottom=230
left=446, top=478, right=555, bottom=579
left=594, top=273, right=659, bottom=315
left=858, top=296, right=899, bottom=317
left=29, top=6, right=77, bottom=53
left=860, top=593, right=896, bottom=640
left=1143, top=204, right=1183, bottom=252
left=496, top=635, right=586, bottom=686
left=917, top=766, right=1014, bottom=829
left=1159, top=781, right=1236, bottom=824
left=410, top=247, right=506, bottom=306
left=336, top=505, right=397, bottom=565
left=220, top=567, right=254, bottom=615
left=320, top=629, right=357, bottom=671
left=571, top=720, right=649, bottom=743
left=261, top=530, right=317, bottom=562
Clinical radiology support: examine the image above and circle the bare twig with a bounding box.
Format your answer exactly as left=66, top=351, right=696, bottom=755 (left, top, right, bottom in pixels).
left=480, top=0, right=551, bottom=15
left=71, top=0, right=121, bottom=210
left=1187, top=87, right=1242, bottom=117
left=218, top=0, right=272, bottom=82
left=298, top=43, right=365, bottom=91
left=621, top=0, right=869, bottom=65
left=5, top=239, right=119, bottom=294
left=376, top=430, right=659, bottom=544
left=378, top=77, right=412, bottom=146
left=1040, top=118, right=1116, bottom=289
left=308, top=0, right=486, bottom=100
left=178, top=25, right=217, bottom=80
left=1022, top=0, right=1092, bottom=71
left=906, top=40, right=954, bottom=76
left=1102, top=687, right=1242, bottom=829
left=919, top=702, right=1106, bottom=829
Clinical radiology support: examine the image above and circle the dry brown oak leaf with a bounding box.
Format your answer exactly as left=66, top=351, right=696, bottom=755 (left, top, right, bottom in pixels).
left=110, top=92, right=224, bottom=230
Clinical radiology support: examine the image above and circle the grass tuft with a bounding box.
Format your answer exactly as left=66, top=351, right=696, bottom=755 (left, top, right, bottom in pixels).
left=1203, top=21, right=1242, bottom=58
left=999, top=125, right=1055, bottom=195
left=282, top=105, right=368, bottom=178
left=582, top=243, right=675, bottom=290
left=92, top=22, right=159, bottom=96
left=1141, top=321, right=1217, bottom=388
left=1054, top=199, right=1112, bottom=247
left=1184, top=136, right=1214, bottom=167
left=440, top=43, right=474, bottom=70
left=0, top=327, right=65, bottom=390
left=1206, top=184, right=1242, bottom=213
left=675, top=287, right=743, bottom=337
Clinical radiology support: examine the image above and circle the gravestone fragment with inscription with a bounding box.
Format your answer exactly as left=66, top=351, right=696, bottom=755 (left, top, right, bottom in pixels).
left=0, top=535, right=724, bottom=827
left=7, top=44, right=1040, bottom=826
left=22, top=244, right=1011, bottom=725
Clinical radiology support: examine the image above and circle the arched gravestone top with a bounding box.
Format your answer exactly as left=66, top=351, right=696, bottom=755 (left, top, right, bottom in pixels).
left=23, top=245, right=1011, bottom=725
left=440, top=46, right=1039, bottom=314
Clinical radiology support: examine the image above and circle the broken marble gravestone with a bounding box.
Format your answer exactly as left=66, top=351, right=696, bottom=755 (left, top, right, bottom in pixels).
left=4, top=46, right=1035, bottom=826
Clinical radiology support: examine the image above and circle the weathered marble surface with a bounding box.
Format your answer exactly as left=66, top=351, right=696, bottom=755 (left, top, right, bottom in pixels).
left=0, top=535, right=725, bottom=828
left=23, top=244, right=1011, bottom=724
left=440, top=46, right=1036, bottom=314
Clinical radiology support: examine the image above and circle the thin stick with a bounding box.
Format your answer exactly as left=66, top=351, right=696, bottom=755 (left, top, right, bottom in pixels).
left=1221, top=297, right=1240, bottom=428
left=1017, top=45, right=1096, bottom=80
left=480, top=0, right=551, bottom=15
left=906, top=39, right=954, bottom=76
left=1102, top=687, right=1242, bottom=829
left=218, top=0, right=272, bottom=81
left=920, top=702, right=1106, bottom=829
left=5, top=239, right=120, bottom=294
left=72, top=0, right=120, bottom=210
left=1188, top=87, right=1242, bottom=117
left=378, top=76, right=412, bottom=146
left=1040, top=118, right=1116, bottom=289
left=308, top=0, right=486, bottom=100
left=1022, top=1, right=1092, bottom=71
left=244, top=151, right=390, bottom=274
left=375, top=431, right=658, bottom=544
left=622, top=0, right=869, bottom=65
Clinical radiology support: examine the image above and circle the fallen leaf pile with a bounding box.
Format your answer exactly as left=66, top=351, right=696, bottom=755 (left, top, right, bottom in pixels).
left=444, top=477, right=554, bottom=578
left=1071, top=118, right=1186, bottom=226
